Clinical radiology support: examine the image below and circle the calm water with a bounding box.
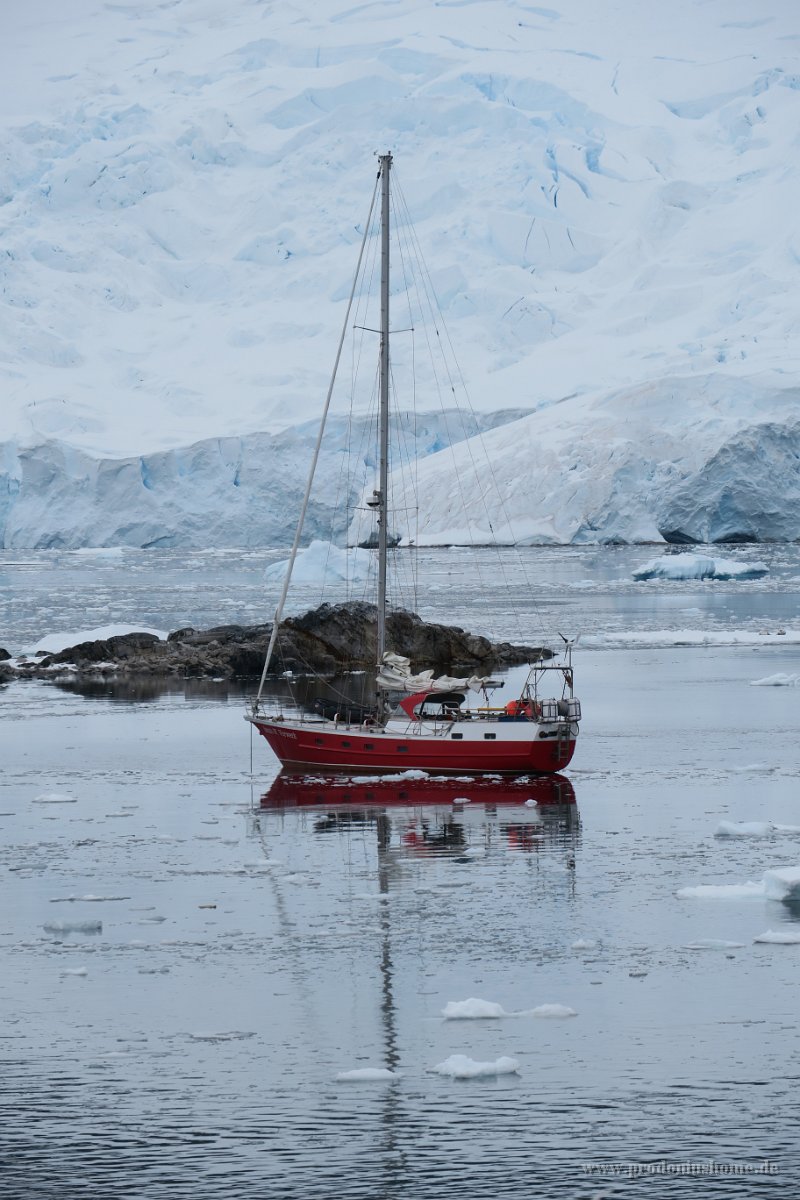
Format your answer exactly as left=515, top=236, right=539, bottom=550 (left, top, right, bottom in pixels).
left=1, top=547, right=799, bottom=1197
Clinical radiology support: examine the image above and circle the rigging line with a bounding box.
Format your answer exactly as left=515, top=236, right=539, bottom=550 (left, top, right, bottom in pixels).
left=392, top=175, right=548, bottom=645
left=391, top=177, right=498, bottom=614
left=253, top=171, right=380, bottom=708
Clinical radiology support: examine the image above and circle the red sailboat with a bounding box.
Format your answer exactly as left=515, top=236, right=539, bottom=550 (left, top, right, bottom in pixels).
left=247, top=154, right=580, bottom=775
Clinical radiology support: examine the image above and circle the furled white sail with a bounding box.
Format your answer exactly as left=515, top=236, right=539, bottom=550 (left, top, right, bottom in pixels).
left=376, top=652, right=489, bottom=694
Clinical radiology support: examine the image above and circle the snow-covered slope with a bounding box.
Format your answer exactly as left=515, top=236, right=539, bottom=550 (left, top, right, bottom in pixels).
left=2, top=0, right=800, bottom=545
left=397, top=375, right=800, bottom=544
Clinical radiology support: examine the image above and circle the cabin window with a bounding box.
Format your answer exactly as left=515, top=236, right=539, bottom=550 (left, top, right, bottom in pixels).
left=363, top=742, right=374, bottom=751
left=396, top=745, right=408, bottom=752
left=341, top=741, right=351, bottom=748
left=315, top=737, right=324, bottom=746
left=451, top=732, right=463, bottom=740
left=484, top=733, right=496, bottom=740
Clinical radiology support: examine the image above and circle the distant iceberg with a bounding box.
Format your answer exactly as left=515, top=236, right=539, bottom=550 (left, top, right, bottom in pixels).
left=265, top=540, right=374, bottom=584
left=632, top=554, right=768, bottom=581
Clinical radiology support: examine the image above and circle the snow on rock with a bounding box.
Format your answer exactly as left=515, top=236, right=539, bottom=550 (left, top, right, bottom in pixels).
left=632, top=554, right=769, bottom=581
left=753, top=929, right=800, bottom=944
left=265, top=540, right=373, bottom=584
left=2, top=1, right=800, bottom=548
left=335, top=1067, right=400, bottom=1081
left=32, top=625, right=166, bottom=655
left=441, top=998, right=508, bottom=1020
left=431, top=1054, right=520, bottom=1079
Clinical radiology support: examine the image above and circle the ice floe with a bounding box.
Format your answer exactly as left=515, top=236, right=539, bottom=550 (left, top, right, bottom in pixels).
left=431, top=1054, right=520, bottom=1079
left=683, top=939, right=746, bottom=951
left=570, top=938, right=597, bottom=950
left=336, top=1067, right=400, bottom=1081
left=753, top=929, right=800, bottom=944
left=33, top=792, right=76, bottom=804
left=714, top=821, right=773, bottom=838
left=677, top=863, right=800, bottom=903
left=442, top=998, right=507, bottom=1020
left=750, top=673, right=800, bottom=686
left=43, top=919, right=103, bottom=934
left=632, top=555, right=769, bottom=581
left=529, top=1004, right=578, bottom=1018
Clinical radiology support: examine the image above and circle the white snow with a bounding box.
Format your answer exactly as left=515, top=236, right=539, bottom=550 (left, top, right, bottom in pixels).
left=2, top=0, right=800, bottom=548
left=753, top=929, right=800, bottom=944
left=632, top=555, right=769, bottom=581
left=335, top=1067, right=399, bottom=1081
left=431, top=1054, right=520, bottom=1079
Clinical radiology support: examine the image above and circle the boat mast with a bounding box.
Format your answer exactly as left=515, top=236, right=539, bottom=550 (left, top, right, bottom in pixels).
left=376, top=152, right=392, bottom=684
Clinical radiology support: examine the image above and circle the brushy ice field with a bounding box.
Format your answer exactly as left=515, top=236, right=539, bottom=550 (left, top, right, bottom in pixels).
left=1, top=546, right=799, bottom=1195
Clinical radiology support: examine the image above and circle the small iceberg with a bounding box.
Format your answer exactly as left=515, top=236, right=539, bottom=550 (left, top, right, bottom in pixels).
left=683, top=939, right=746, bottom=950
left=677, top=863, right=800, bottom=903
left=336, top=1067, right=399, bottom=1081
left=431, top=1054, right=519, bottom=1079
left=632, top=554, right=768, bottom=581
left=529, top=1004, right=578, bottom=1018
left=43, top=919, right=103, bottom=934
left=33, top=792, right=76, bottom=804
left=714, top=821, right=773, bottom=839
left=442, top=998, right=508, bottom=1020
left=750, top=673, right=800, bottom=687
left=753, top=929, right=800, bottom=944
left=265, top=540, right=373, bottom=584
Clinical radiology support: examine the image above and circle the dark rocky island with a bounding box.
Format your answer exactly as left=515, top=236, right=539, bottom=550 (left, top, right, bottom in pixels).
left=5, top=601, right=550, bottom=682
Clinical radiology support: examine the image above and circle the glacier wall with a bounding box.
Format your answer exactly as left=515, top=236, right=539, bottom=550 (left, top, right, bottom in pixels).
left=0, top=410, right=527, bottom=548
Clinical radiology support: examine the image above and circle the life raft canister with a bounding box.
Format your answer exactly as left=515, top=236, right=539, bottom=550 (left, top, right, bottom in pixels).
left=505, top=699, right=534, bottom=718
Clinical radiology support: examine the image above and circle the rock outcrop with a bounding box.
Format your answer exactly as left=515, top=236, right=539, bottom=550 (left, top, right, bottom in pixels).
left=12, top=602, right=549, bottom=681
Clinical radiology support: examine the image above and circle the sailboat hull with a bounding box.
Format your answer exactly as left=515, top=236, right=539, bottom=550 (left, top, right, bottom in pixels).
left=250, top=717, right=577, bottom=775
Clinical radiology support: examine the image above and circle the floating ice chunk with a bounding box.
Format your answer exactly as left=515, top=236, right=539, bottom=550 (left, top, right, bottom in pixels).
left=50, top=894, right=130, bottom=902
left=715, top=821, right=773, bottom=838
left=632, top=555, right=768, bottom=581
left=676, top=882, right=765, bottom=899
left=265, top=541, right=373, bottom=584
left=462, top=846, right=485, bottom=857
left=431, top=1054, right=520, bottom=1078
left=529, top=1004, right=578, bottom=1018
left=442, top=998, right=508, bottom=1020
left=571, top=938, right=596, bottom=950
left=763, top=865, right=800, bottom=903
left=138, top=966, right=171, bottom=974
left=753, top=929, right=800, bottom=944
left=33, top=792, right=76, bottom=804
left=60, top=966, right=88, bottom=976
left=683, top=939, right=746, bottom=950
left=43, top=919, right=103, bottom=934
left=336, top=1067, right=400, bottom=1081
left=189, top=1031, right=256, bottom=1042
left=453, top=796, right=472, bottom=804
left=750, top=673, right=800, bottom=687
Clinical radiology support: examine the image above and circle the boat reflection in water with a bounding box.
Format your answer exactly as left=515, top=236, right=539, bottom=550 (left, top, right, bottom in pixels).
left=258, top=771, right=579, bottom=858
